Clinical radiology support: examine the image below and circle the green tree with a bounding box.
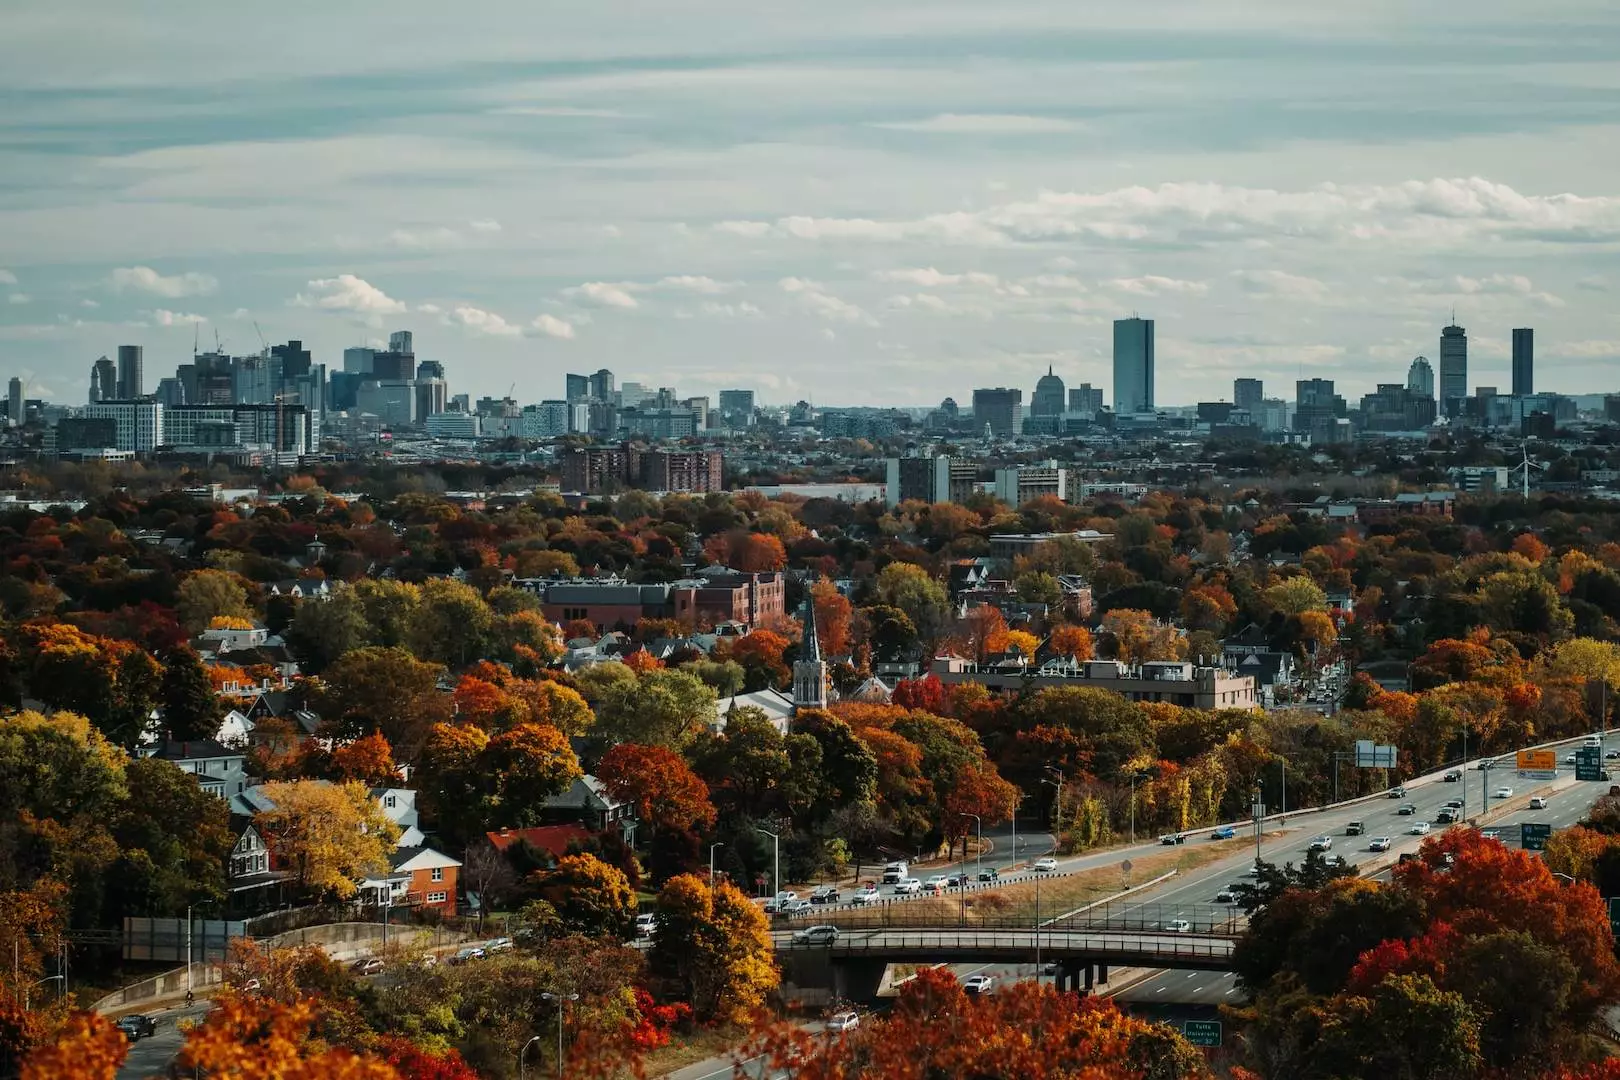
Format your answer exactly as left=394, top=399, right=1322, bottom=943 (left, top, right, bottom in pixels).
left=175, top=569, right=254, bottom=635
left=1264, top=575, right=1328, bottom=616
left=873, top=563, right=950, bottom=644
left=408, top=578, right=495, bottom=667
left=1013, top=571, right=1064, bottom=608
left=352, top=578, right=422, bottom=648
left=482, top=723, right=584, bottom=827
left=1314, top=974, right=1483, bottom=1080
left=285, top=589, right=372, bottom=673
left=592, top=668, right=717, bottom=750
left=315, top=646, right=450, bottom=760
left=106, top=756, right=233, bottom=917
left=159, top=646, right=221, bottom=742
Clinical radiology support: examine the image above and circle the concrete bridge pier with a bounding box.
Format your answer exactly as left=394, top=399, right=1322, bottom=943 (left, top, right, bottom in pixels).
left=1052, top=960, right=1110, bottom=996
left=832, top=959, right=887, bottom=1003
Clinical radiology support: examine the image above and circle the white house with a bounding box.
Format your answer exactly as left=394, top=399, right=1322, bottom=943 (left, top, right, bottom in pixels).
left=146, top=737, right=248, bottom=799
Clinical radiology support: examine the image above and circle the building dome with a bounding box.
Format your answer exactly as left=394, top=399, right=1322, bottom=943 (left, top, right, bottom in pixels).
left=1032, top=367, right=1066, bottom=416
left=937, top=397, right=958, bottom=417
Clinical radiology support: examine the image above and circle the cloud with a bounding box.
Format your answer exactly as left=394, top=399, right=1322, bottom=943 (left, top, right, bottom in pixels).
left=293, top=274, right=407, bottom=316
left=698, top=301, right=763, bottom=318
left=447, top=305, right=521, bottom=337
left=1232, top=269, right=1330, bottom=301
left=778, top=277, right=873, bottom=324
left=875, top=268, right=1000, bottom=287
left=0, top=270, right=16, bottom=285
left=870, top=113, right=1083, bottom=134
left=152, top=309, right=206, bottom=325
left=564, top=281, right=640, bottom=308
left=110, top=266, right=218, bottom=298
left=1105, top=275, right=1209, bottom=296
left=658, top=275, right=737, bottom=293
left=80, top=299, right=99, bottom=308
left=529, top=314, right=576, bottom=340
left=468, top=219, right=503, bottom=233
left=1400, top=273, right=1564, bottom=307
left=8, top=294, right=31, bottom=305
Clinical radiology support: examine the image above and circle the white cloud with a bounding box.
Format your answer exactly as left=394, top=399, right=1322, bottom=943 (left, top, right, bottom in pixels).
left=1105, top=275, right=1209, bottom=296
left=565, top=281, right=640, bottom=308
left=468, top=219, right=502, bottom=233
left=447, top=305, right=522, bottom=337
left=110, top=265, right=218, bottom=298
left=875, top=267, right=999, bottom=287
left=293, top=274, right=407, bottom=317
left=778, top=277, right=872, bottom=324
left=713, top=220, right=774, bottom=238
left=658, top=275, right=737, bottom=293
left=698, top=301, right=763, bottom=318
left=1232, top=269, right=1330, bottom=301
left=80, top=299, right=99, bottom=308
left=870, top=113, right=1082, bottom=134
left=1399, top=273, right=1565, bottom=307
left=529, top=314, right=576, bottom=340
left=417, top=303, right=443, bottom=315
left=0, top=269, right=16, bottom=285
left=8, top=293, right=31, bottom=305
left=152, top=309, right=206, bottom=325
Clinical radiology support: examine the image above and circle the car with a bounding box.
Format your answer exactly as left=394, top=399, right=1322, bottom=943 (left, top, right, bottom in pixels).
left=1163, top=919, right=1193, bottom=933
left=1436, top=809, right=1457, bottom=824
left=1398, top=852, right=1419, bottom=864
left=1388, top=786, right=1407, bottom=799
left=1241, top=862, right=1262, bottom=876
left=450, top=946, right=486, bottom=965
left=350, top=957, right=385, bottom=976
left=240, top=978, right=261, bottom=993
left=792, top=925, right=840, bottom=945
left=962, top=975, right=995, bottom=994
left=116, top=1015, right=157, bottom=1041
left=1211, top=825, right=1236, bottom=840
left=945, top=874, right=969, bottom=888
left=784, top=899, right=814, bottom=916
left=1410, top=822, right=1431, bottom=835
left=1214, top=887, right=1237, bottom=903
left=826, top=1010, right=860, bottom=1033
left=484, top=937, right=514, bottom=954
left=1444, top=799, right=1463, bottom=809
left=1369, top=837, right=1392, bottom=852
left=1494, top=787, right=1513, bottom=799
left=1309, top=835, right=1333, bottom=851
left=851, top=886, right=880, bottom=905
left=1566, top=754, right=1578, bottom=765
left=1480, top=828, right=1502, bottom=841
left=810, top=886, right=841, bottom=904
left=1530, top=796, right=1548, bottom=810
left=881, top=863, right=908, bottom=884
left=1345, top=821, right=1364, bottom=836
left=892, top=878, right=922, bottom=895
left=1443, top=770, right=1461, bottom=782
left=1033, top=857, right=1058, bottom=872
left=1607, top=750, right=1620, bottom=760
left=1160, top=832, right=1187, bottom=846
left=925, top=874, right=951, bottom=888
left=635, top=912, right=659, bottom=937
left=1397, top=803, right=1417, bottom=815
left=977, top=867, right=1000, bottom=882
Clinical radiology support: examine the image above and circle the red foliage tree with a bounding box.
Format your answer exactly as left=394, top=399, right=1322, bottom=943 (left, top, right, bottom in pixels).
left=596, top=743, right=717, bottom=836
left=891, top=674, right=947, bottom=713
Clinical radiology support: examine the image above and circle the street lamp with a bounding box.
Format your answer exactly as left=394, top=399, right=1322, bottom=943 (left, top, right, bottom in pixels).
left=755, top=827, right=781, bottom=903
left=1126, top=771, right=1151, bottom=845
left=1251, top=788, right=1264, bottom=867
left=519, top=1034, right=543, bottom=1079
left=186, top=899, right=216, bottom=996
left=708, top=842, right=725, bottom=885
left=959, top=813, right=983, bottom=873
left=541, top=992, right=579, bottom=1079
left=1010, top=792, right=1030, bottom=868
left=1552, top=872, right=1577, bottom=885
left=25, top=975, right=64, bottom=1010
left=1042, top=767, right=1064, bottom=837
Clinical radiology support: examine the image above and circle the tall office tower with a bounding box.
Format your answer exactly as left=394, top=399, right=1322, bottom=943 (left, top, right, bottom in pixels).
left=116, top=345, right=144, bottom=399
left=1031, top=367, right=1067, bottom=417
left=1294, top=378, right=1344, bottom=434
left=1069, top=384, right=1104, bottom=413
left=718, top=389, right=755, bottom=428
left=415, top=360, right=448, bottom=419
left=619, top=381, right=653, bottom=408
left=1233, top=378, right=1264, bottom=412
left=343, top=346, right=376, bottom=375
left=1439, top=320, right=1468, bottom=418
left=388, top=330, right=413, bottom=355
left=971, top=387, right=1023, bottom=437
left=90, top=356, right=116, bottom=402
left=566, top=373, right=590, bottom=402
left=271, top=340, right=312, bottom=384
left=589, top=368, right=615, bottom=402
left=1407, top=356, right=1435, bottom=400
left=154, top=377, right=186, bottom=407
left=1112, top=316, right=1155, bottom=414
left=1512, top=328, right=1534, bottom=397
left=7, top=377, right=22, bottom=425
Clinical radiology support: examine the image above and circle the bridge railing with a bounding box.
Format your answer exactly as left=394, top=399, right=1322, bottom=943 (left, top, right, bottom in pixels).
left=785, top=898, right=1245, bottom=937
left=782, top=930, right=1236, bottom=962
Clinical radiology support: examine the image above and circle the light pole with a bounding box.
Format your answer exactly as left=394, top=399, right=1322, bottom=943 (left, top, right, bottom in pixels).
left=1127, top=771, right=1150, bottom=844
left=755, top=827, right=781, bottom=902
left=25, top=975, right=63, bottom=1010
left=1332, top=751, right=1355, bottom=804
left=186, top=899, right=215, bottom=996
left=959, top=813, right=982, bottom=874
left=709, top=842, right=725, bottom=885
left=519, top=1034, right=543, bottom=1079
left=1010, top=792, right=1030, bottom=868
left=1552, top=872, right=1577, bottom=885
left=1278, top=759, right=1287, bottom=818
left=1251, top=788, right=1264, bottom=867
left=541, top=992, right=579, bottom=1078
left=1042, top=768, right=1064, bottom=843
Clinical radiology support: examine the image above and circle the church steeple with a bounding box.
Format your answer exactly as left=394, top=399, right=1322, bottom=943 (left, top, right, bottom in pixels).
left=792, top=596, right=827, bottom=714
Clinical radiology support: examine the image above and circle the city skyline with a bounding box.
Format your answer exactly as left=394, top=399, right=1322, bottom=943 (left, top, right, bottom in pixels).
left=3, top=3, right=1620, bottom=405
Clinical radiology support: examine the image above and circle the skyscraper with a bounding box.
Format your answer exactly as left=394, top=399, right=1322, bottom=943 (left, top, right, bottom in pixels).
left=117, top=345, right=144, bottom=399
left=388, top=330, right=414, bottom=355
left=343, top=347, right=375, bottom=375
left=589, top=369, right=615, bottom=403
left=271, top=340, right=312, bottom=382
left=1234, top=378, right=1264, bottom=413
left=1113, top=317, right=1155, bottom=414
left=1512, top=328, right=1534, bottom=397
left=1031, top=367, right=1066, bottom=417
left=1439, top=321, right=1468, bottom=418
left=565, top=373, right=590, bottom=402
left=1407, top=356, right=1435, bottom=400
left=971, top=387, right=1023, bottom=437
left=1069, top=384, right=1104, bottom=414
left=718, top=389, right=755, bottom=428
left=90, top=356, right=116, bottom=403
left=7, top=377, right=22, bottom=425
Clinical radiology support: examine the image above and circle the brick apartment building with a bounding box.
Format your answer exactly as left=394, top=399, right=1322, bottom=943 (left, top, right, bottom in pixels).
left=561, top=443, right=724, bottom=494
left=519, top=567, right=785, bottom=631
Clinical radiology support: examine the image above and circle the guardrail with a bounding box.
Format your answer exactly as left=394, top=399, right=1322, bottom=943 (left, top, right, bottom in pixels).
left=787, top=901, right=1245, bottom=937
left=783, top=929, right=1238, bottom=965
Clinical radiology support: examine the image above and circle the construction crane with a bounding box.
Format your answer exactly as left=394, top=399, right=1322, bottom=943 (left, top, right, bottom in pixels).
left=253, top=321, right=269, bottom=356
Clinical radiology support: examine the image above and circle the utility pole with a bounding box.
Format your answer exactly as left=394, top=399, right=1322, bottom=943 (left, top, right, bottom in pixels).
left=709, top=842, right=725, bottom=885
left=1252, top=789, right=1264, bottom=867
left=755, top=827, right=781, bottom=902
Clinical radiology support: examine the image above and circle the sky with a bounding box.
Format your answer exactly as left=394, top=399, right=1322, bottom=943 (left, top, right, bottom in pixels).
left=3, top=1, right=1620, bottom=409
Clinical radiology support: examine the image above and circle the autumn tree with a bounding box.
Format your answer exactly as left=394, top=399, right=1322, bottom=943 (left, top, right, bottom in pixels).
left=596, top=743, right=717, bottom=836
left=1048, top=624, right=1095, bottom=662
left=316, top=646, right=451, bottom=760
left=1264, top=575, right=1328, bottom=616
left=720, top=630, right=792, bottom=691
left=159, top=645, right=222, bottom=741
left=649, top=875, right=779, bottom=1024
left=20, top=1011, right=128, bottom=1080
left=590, top=668, right=717, bottom=750
left=481, top=723, right=584, bottom=826
left=873, top=562, right=951, bottom=644
left=254, top=780, right=399, bottom=900
left=810, top=579, right=853, bottom=659
left=1099, top=608, right=1185, bottom=664
left=528, top=853, right=638, bottom=939
left=175, top=569, right=254, bottom=635
left=328, top=732, right=398, bottom=786
left=407, top=578, right=495, bottom=668
left=177, top=992, right=402, bottom=1079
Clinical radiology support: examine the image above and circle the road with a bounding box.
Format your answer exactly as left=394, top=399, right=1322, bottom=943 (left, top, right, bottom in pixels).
left=115, top=1001, right=210, bottom=1079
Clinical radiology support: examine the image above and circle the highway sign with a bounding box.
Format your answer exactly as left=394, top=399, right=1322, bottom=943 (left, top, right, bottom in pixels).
left=1183, top=1020, right=1222, bottom=1047
left=1577, top=747, right=1604, bottom=782
left=1355, top=740, right=1398, bottom=769
left=1517, top=749, right=1557, bottom=772
left=1522, top=823, right=1553, bottom=851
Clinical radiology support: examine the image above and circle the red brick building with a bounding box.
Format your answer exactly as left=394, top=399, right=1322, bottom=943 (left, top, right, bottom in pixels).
left=560, top=443, right=724, bottom=494
left=522, top=567, right=785, bottom=631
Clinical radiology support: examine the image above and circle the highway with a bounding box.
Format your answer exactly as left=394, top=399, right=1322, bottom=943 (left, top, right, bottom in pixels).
left=114, top=1001, right=209, bottom=1079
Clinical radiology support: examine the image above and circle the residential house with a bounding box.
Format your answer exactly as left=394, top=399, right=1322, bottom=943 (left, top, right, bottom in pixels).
left=483, top=824, right=594, bottom=865
left=266, top=579, right=332, bottom=601
left=1221, top=623, right=1297, bottom=690
left=356, top=847, right=461, bottom=914
left=373, top=787, right=425, bottom=847
left=225, top=824, right=288, bottom=915
left=542, top=775, right=636, bottom=841
left=146, top=737, right=248, bottom=799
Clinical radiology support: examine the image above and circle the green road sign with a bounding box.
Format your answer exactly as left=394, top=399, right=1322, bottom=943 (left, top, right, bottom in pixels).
left=1522, top=823, right=1553, bottom=851
left=1577, top=747, right=1603, bottom=782
left=1183, top=1020, right=1222, bottom=1047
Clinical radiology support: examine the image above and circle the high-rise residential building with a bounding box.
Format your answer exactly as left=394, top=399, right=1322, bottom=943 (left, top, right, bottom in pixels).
left=971, top=387, right=1022, bottom=437
left=884, top=454, right=979, bottom=507
left=343, top=347, right=376, bottom=375
left=1512, top=328, right=1534, bottom=397
left=7, top=377, right=22, bottom=425
left=1407, top=356, right=1435, bottom=400
left=1031, top=367, right=1066, bottom=417
left=718, top=389, right=755, bottom=428
left=1234, top=378, right=1264, bottom=413
left=1069, top=384, right=1104, bottom=414
left=1295, top=378, right=1346, bottom=437
left=589, top=368, right=615, bottom=403
left=388, top=330, right=413, bottom=355
left=565, top=373, right=590, bottom=402
left=90, top=356, right=116, bottom=403
left=117, top=345, right=144, bottom=399
left=415, top=360, right=448, bottom=420
left=372, top=336, right=415, bottom=382
left=85, top=401, right=164, bottom=451
left=1439, top=321, right=1468, bottom=418
left=1112, top=317, right=1155, bottom=414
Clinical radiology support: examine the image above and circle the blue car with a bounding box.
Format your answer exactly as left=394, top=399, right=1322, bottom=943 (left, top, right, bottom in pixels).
left=1211, top=826, right=1236, bottom=840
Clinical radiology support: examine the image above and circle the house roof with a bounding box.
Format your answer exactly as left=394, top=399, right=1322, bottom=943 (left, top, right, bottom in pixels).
left=391, top=846, right=461, bottom=873
left=149, top=737, right=240, bottom=762
left=483, top=824, right=593, bottom=857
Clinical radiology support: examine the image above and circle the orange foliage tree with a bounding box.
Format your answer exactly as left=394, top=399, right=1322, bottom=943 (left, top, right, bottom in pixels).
left=1048, top=624, right=1095, bottom=662
left=20, top=1011, right=128, bottom=1080
left=328, top=732, right=397, bottom=786
left=719, top=630, right=791, bottom=691
left=596, top=742, right=717, bottom=836
left=177, top=992, right=401, bottom=1079
left=810, top=580, right=853, bottom=659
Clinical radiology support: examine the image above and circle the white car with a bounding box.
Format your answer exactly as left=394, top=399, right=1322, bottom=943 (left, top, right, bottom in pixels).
left=1410, top=822, right=1431, bottom=835
left=1164, top=918, right=1192, bottom=933
left=783, top=899, right=813, bottom=916
left=826, top=1011, right=860, bottom=1033
left=892, top=877, right=922, bottom=895
left=1309, top=835, right=1333, bottom=851
left=924, top=874, right=951, bottom=889
left=635, top=913, right=659, bottom=937
left=1214, top=887, right=1237, bottom=903
left=1530, top=796, right=1548, bottom=809
left=851, top=886, right=880, bottom=905
left=1369, top=837, right=1392, bottom=852
left=962, top=975, right=995, bottom=995
left=1494, top=787, right=1513, bottom=799
left=1033, top=857, right=1058, bottom=872
left=792, top=925, right=840, bottom=945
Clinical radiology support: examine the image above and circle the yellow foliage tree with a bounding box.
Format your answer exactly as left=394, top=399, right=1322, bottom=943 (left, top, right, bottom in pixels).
left=1004, top=630, right=1039, bottom=661
left=254, top=780, right=399, bottom=900
left=649, top=875, right=779, bottom=1024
